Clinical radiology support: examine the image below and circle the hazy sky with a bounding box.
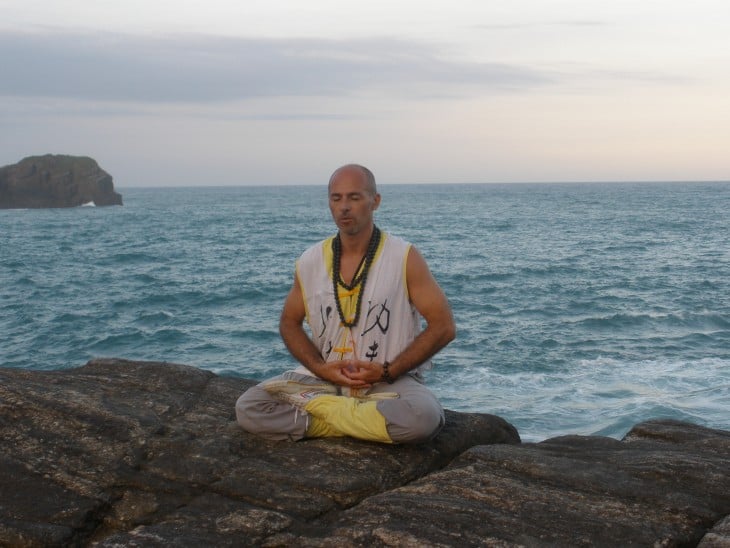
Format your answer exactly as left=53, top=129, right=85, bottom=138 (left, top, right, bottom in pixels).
left=1, top=1, right=728, bottom=186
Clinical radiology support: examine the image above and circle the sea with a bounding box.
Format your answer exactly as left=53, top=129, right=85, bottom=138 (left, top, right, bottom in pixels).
left=2, top=182, right=729, bottom=442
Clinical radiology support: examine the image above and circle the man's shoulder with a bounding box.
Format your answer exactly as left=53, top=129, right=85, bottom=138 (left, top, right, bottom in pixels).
left=382, top=232, right=411, bottom=253
left=302, top=235, right=333, bottom=252
left=298, top=235, right=335, bottom=263
left=297, top=231, right=411, bottom=261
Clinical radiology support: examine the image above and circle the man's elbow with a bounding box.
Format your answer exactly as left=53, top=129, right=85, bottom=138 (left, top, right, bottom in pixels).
left=279, top=315, right=298, bottom=339
left=443, top=320, right=456, bottom=345
left=434, top=316, right=456, bottom=347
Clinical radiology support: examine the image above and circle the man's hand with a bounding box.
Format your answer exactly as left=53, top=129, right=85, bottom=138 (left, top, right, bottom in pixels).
left=314, top=359, right=374, bottom=388
left=339, top=359, right=385, bottom=385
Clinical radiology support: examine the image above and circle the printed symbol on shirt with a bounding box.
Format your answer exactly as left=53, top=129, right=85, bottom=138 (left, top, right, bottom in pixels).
left=362, top=299, right=390, bottom=336
left=324, top=340, right=333, bottom=358
left=365, top=341, right=379, bottom=361
left=317, top=305, right=333, bottom=338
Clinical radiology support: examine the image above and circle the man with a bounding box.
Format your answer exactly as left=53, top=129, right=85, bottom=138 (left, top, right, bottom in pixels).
left=236, top=164, right=455, bottom=443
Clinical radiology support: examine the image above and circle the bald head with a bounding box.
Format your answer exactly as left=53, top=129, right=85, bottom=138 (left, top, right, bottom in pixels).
left=328, top=164, right=377, bottom=197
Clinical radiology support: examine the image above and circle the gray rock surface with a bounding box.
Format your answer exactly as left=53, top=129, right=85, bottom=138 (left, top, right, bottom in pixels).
left=0, top=358, right=728, bottom=547
left=0, top=154, right=122, bottom=208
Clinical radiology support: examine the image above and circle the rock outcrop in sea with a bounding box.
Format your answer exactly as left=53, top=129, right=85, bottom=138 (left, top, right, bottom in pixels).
left=0, top=155, right=123, bottom=208
left=1, top=358, right=728, bottom=546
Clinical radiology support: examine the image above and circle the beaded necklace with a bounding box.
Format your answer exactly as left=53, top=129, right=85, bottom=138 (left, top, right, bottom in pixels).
left=331, top=226, right=381, bottom=328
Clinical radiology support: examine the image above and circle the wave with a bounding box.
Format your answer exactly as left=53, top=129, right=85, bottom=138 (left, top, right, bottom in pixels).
left=135, top=310, right=176, bottom=326
left=435, top=354, right=730, bottom=441
left=3, top=183, right=729, bottom=443
left=573, top=311, right=730, bottom=331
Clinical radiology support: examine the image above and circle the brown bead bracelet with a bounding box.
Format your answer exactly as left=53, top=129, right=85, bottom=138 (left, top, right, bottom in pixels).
left=381, top=361, right=395, bottom=384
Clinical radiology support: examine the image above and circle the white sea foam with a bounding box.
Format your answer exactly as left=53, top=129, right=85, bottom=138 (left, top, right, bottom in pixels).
left=435, top=355, right=729, bottom=441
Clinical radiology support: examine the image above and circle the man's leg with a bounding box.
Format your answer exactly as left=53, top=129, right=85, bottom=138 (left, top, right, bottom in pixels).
left=370, top=374, right=445, bottom=444
left=241, top=371, right=443, bottom=444
left=287, top=374, right=443, bottom=444
left=252, top=373, right=395, bottom=443
left=235, top=372, right=330, bottom=441
left=303, top=396, right=392, bottom=443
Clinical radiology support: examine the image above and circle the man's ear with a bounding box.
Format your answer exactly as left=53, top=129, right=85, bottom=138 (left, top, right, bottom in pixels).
left=372, top=193, right=381, bottom=211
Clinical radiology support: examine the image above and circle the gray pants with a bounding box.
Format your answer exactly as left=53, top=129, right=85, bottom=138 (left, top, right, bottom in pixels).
left=235, top=371, right=445, bottom=444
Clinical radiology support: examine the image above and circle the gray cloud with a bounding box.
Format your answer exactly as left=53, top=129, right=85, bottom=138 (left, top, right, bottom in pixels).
left=0, top=30, right=550, bottom=103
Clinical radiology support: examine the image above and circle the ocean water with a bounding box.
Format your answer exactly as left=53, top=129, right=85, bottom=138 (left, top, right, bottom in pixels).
left=2, top=182, right=729, bottom=442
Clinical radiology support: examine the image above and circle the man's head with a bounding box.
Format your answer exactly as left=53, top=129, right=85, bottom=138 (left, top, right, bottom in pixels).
left=328, top=164, right=377, bottom=196
left=328, top=164, right=381, bottom=237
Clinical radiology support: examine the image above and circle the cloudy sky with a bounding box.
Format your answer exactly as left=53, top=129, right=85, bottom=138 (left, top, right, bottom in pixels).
left=1, top=0, right=728, bottom=187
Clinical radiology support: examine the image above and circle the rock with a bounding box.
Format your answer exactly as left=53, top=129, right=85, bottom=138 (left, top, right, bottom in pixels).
left=315, top=421, right=730, bottom=546
left=0, top=358, right=518, bottom=546
left=0, top=154, right=122, bottom=208
left=699, top=515, right=730, bottom=547
left=0, top=359, right=728, bottom=546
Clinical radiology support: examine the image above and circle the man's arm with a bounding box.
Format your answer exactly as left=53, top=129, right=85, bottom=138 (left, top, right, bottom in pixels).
left=344, top=246, right=456, bottom=383
left=279, top=273, right=371, bottom=387
left=278, top=275, right=324, bottom=372
left=387, top=246, right=456, bottom=378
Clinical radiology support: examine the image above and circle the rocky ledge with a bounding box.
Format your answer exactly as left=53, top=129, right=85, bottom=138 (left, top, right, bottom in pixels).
left=0, top=155, right=122, bottom=209
left=0, top=359, right=728, bottom=547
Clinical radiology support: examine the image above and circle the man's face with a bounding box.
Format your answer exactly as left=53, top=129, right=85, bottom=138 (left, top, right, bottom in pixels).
left=328, top=168, right=380, bottom=237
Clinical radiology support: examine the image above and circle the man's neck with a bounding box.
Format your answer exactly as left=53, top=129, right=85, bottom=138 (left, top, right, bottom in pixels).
left=338, top=225, right=375, bottom=256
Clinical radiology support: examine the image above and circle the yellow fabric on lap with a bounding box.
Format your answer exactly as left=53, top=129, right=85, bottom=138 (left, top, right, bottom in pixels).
left=306, top=416, right=346, bottom=438
left=304, top=395, right=392, bottom=444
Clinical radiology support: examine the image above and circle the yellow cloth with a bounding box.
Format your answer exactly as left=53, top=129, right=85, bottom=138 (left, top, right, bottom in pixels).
left=304, top=395, right=393, bottom=443
left=306, top=416, right=345, bottom=438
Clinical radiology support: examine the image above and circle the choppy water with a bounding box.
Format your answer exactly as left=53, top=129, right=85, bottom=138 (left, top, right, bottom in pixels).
left=2, top=182, right=729, bottom=441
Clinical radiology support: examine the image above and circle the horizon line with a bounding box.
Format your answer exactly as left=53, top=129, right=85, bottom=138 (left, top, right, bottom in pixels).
left=116, top=179, right=730, bottom=190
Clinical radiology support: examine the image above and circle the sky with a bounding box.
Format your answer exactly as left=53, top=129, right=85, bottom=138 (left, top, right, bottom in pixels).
left=1, top=0, right=729, bottom=187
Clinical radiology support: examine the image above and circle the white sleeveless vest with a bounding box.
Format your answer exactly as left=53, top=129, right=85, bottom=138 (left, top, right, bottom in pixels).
left=294, top=232, right=430, bottom=376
